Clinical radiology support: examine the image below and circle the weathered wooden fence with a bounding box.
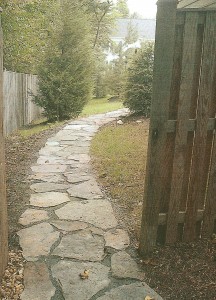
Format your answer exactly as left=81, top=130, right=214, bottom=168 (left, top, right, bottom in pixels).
left=3, top=71, right=41, bottom=135
left=140, top=0, right=216, bottom=254
left=0, top=14, right=8, bottom=280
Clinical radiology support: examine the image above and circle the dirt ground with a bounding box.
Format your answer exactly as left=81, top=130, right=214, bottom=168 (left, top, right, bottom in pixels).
left=3, top=119, right=216, bottom=300
left=5, top=124, right=65, bottom=248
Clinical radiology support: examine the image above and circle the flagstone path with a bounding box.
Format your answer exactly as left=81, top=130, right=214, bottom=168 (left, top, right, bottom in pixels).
left=18, top=109, right=163, bottom=300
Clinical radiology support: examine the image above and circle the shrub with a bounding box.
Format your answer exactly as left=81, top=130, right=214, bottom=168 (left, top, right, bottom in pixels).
left=123, top=42, right=154, bottom=116
left=34, top=0, right=94, bottom=121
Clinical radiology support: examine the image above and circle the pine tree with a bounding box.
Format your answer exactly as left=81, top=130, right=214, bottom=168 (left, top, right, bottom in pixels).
left=34, top=0, right=94, bottom=121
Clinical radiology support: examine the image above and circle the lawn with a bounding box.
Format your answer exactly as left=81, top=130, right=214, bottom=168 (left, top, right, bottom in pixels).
left=90, top=117, right=149, bottom=240
left=81, top=97, right=123, bottom=117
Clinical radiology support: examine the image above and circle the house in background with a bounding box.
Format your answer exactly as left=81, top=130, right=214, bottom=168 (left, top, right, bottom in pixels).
left=107, top=18, right=156, bottom=62
left=111, top=18, right=156, bottom=43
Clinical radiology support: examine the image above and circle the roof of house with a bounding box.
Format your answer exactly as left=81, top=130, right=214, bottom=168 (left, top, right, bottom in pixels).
left=111, top=18, right=156, bottom=41
left=177, top=0, right=216, bottom=9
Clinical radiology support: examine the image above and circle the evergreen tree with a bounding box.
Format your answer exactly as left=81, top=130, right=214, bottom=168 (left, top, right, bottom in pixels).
left=123, top=42, right=154, bottom=116
left=34, top=0, right=94, bottom=121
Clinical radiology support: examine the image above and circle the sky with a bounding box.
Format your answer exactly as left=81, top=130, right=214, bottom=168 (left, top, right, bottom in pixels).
left=127, top=0, right=157, bottom=19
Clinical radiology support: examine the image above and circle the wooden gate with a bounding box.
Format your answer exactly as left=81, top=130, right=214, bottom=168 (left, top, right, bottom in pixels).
left=140, top=0, right=216, bottom=255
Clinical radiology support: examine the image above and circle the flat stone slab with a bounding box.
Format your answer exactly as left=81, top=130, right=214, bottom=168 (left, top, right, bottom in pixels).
left=111, top=251, right=145, bottom=281
left=29, top=173, right=64, bottom=183
left=31, top=164, right=67, bottom=173
left=52, top=260, right=110, bottom=300
left=65, top=173, right=91, bottom=184
left=50, top=220, right=89, bottom=232
left=67, top=154, right=90, bottom=163
left=30, top=192, right=70, bottom=207
left=55, top=200, right=118, bottom=229
left=21, top=262, right=55, bottom=300
left=30, top=183, right=69, bottom=193
left=97, top=282, right=163, bottom=300
left=52, top=230, right=105, bottom=261
left=18, top=223, right=59, bottom=261
left=67, top=180, right=103, bottom=199
left=19, top=209, right=49, bottom=226
left=104, top=229, right=130, bottom=250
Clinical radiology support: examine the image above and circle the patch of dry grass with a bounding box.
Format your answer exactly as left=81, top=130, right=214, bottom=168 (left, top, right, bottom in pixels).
left=90, top=118, right=149, bottom=241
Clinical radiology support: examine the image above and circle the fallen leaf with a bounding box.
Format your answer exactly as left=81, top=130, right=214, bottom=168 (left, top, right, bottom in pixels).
left=145, top=296, right=155, bottom=300
left=79, top=269, right=89, bottom=280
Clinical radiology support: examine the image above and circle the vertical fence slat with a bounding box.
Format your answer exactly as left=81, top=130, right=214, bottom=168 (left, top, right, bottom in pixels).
left=166, top=13, right=201, bottom=243
left=202, top=132, right=216, bottom=237
left=0, top=14, right=8, bottom=279
left=183, top=12, right=216, bottom=241
left=139, top=0, right=178, bottom=255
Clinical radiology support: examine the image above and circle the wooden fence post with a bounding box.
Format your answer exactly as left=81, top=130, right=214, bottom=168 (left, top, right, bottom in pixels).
left=0, top=9, right=8, bottom=279
left=139, top=0, right=177, bottom=256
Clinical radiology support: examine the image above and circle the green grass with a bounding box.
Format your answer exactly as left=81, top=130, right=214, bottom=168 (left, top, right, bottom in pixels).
left=81, top=97, right=123, bottom=117
left=18, top=96, right=123, bottom=137
left=90, top=119, right=149, bottom=239
left=19, top=119, right=66, bottom=137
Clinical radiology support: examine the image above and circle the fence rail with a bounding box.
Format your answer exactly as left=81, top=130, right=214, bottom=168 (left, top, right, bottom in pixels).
left=3, top=71, right=41, bottom=135
left=140, top=1, right=216, bottom=254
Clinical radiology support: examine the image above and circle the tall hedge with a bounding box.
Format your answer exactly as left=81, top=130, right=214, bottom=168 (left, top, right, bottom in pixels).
left=123, top=42, right=154, bottom=116
left=34, top=0, right=94, bottom=121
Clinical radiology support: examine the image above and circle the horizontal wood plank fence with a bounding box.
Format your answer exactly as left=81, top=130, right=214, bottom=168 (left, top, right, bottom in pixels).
left=140, top=0, right=216, bottom=254
left=3, top=71, right=41, bottom=135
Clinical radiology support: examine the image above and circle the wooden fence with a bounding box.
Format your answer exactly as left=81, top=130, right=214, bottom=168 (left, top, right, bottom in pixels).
left=0, top=15, right=8, bottom=280
left=140, top=0, right=216, bottom=254
left=3, top=71, right=41, bottom=135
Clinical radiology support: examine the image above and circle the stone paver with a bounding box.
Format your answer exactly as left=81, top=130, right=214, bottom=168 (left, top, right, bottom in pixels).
left=21, top=262, right=55, bottom=300
left=19, top=209, right=49, bottom=226
left=52, top=261, right=110, bottom=300
left=52, top=230, right=105, bottom=261
left=18, top=223, right=59, bottom=261
left=30, top=182, right=69, bottom=193
left=30, top=192, right=70, bottom=207
left=104, top=228, right=130, bottom=250
left=18, top=109, right=163, bottom=300
left=111, top=251, right=145, bottom=280
left=50, top=220, right=89, bottom=232
left=55, top=200, right=118, bottom=229
left=97, top=282, right=163, bottom=300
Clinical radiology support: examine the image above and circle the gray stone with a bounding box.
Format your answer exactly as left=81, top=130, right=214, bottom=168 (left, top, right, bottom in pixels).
left=97, top=282, right=163, bottom=300
left=19, top=209, right=49, bottom=226
left=18, top=223, right=59, bottom=261
left=29, top=173, right=64, bottom=183
left=67, top=180, right=103, bottom=199
left=39, top=146, right=64, bottom=156
left=52, top=261, right=110, bottom=300
left=104, top=229, right=130, bottom=250
left=45, top=141, right=59, bottom=146
left=31, top=164, right=67, bottom=173
left=111, top=251, right=145, bottom=281
left=30, top=192, right=70, bottom=207
left=52, top=230, right=105, bottom=261
left=21, top=262, right=55, bottom=300
left=65, top=173, right=91, bottom=184
left=67, top=154, right=90, bottom=163
left=50, top=220, right=89, bottom=232
left=30, top=183, right=69, bottom=193
left=55, top=200, right=118, bottom=229
left=36, top=156, right=64, bottom=165
left=56, top=146, right=89, bottom=157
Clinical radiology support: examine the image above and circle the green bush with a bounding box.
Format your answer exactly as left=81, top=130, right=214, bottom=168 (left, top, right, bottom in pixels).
left=123, top=42, right=154, bottom=116
left=34, top=0, right=94, bottom=121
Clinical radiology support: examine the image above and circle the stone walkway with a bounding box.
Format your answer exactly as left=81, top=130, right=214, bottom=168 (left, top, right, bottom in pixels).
left=17, top=109, right=163, bottom=300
